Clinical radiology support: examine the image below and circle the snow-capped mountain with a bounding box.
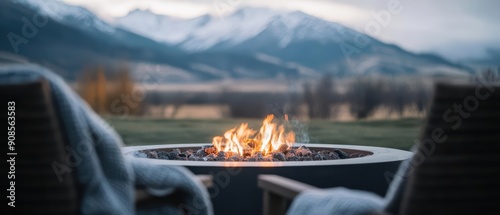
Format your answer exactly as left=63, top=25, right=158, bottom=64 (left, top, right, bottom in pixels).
left=116, top=9, right=211, bottom=44
left=1, top=0, right=474, bottom=82
left=0, top=0, right=198, bottom=80
left=1, top=0, right=305, bottom=81
left=116, top=7, right=358, bottom=52
left=16, top=0, right=115, bottom=33
left=117, top=7, right=473, bottom=77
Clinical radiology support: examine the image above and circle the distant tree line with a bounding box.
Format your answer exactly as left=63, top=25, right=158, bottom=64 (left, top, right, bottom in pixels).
left=471, top=67, right=500, bottom=84
left=140, top=75, right=431, bottom=120
left=77, top=66, right=143, bottom=116
left=78, top=66, right=498, bottom=120
left=301, top=74, right=431, bottom=119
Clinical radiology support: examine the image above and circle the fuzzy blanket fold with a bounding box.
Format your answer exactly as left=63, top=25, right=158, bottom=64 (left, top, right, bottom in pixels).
left=0, top=64, right=213, bottom=215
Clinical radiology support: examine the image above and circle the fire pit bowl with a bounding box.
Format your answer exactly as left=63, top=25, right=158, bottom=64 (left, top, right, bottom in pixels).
left=124, top=143, right=412, bottom=215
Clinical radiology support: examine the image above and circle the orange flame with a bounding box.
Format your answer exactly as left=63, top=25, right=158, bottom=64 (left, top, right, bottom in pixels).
left=212, top=114, right=295, bottom=157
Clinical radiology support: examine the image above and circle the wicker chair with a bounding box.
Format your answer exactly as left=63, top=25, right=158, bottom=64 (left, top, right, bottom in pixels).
left=258, top=82, right=500, bottom=215
left=1, top=79, right=212, bottom=214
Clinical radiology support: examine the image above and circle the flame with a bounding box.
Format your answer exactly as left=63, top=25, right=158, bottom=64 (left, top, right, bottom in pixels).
left=212, top=114, right=295, bottom=157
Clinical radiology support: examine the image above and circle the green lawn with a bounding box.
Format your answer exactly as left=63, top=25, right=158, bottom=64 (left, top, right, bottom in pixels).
left=106, top=117, right=423, bottom=150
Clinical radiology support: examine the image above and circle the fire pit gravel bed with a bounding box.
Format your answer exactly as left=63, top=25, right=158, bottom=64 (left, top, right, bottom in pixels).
left=133, top=145, right=367, bottom=162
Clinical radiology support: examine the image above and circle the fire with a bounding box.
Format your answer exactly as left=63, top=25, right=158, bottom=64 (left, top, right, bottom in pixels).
left=212, top=114, right=295, bottom=157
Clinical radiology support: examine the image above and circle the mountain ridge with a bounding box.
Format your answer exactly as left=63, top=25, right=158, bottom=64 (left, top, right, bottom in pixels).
left=117, top=7, right=474, bottom=77
left=0, top=0, right=475, bottom=82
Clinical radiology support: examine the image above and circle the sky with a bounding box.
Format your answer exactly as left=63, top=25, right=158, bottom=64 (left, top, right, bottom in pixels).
left=62, top=0, right=500, bottom=62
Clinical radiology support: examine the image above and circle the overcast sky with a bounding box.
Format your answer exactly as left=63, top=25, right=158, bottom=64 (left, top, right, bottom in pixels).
left=62, top=0, right=500, bottom=61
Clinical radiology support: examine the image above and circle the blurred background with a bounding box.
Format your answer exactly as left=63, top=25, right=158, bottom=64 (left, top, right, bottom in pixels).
left=1, top=0, right=499, bottom=149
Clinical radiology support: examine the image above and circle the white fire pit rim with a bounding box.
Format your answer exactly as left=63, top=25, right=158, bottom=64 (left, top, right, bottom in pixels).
left=123, top=143, right=412, bottom=167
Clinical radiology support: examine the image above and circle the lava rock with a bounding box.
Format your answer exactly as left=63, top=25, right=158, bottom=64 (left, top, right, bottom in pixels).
left=296, top=146, right=311, bottom=156
left=246, top=157, right=257, bottom=162
left=183, top=150, right=193, bottom=157
left=167, top=149, right=181, bottom=160
left=225, top=152, right=236, bottom=159
left=157, top=151, right=169, bottom=160
left=303, top=156, right=313, bottom=161
left=167, top=152, right=176, bottom=159
left=313, top=154, right=322, bottom=161
left=228, top=156, right=241, bottom=161
left=349, top=153, right=365, bottom=158
left=217, top=151, right=226, bottom=158
left=253, top=152, right=264, bottom=161
left=262, top=156, right=273, bottom=161
left=133, top=151, right=147, bottom=158
left=146, top=151, right=158, bottom=159
left=195, top=149, right=206, bottom=157
left=277, top=144, right=289, bottom=153
left=206, top=153, right=216, bottom=160
left=328, top=152, right=340, bottom=160
left=189, top=156, right=200, bottom=161
left=203, top=145, right=216, bottom=155
left=334, top=149, right=349, bottom=159
left=318, top=150, right=330, bottom=156
left=272, top=152, right=286, bottom=161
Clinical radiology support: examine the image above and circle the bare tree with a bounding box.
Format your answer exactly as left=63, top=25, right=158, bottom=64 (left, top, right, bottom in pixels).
left=303, top=82, right=315, bottom=119
left=386, top=79, right=411, bottom=116
left=347, top=78, right=385, bottom=119
left=412, top=79, right=430, bottom=113
left=302, top=74, right=337, bottom=119
left=78, top=66, right=107, bottom=114
left=316, top=74, right=335, bottom=118
left=471, top=67, right=500, bottom=84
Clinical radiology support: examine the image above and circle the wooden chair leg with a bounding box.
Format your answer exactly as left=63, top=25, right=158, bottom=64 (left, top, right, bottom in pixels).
left=263, top=191, right=288, bottom=215
left=258, top=175, right=318, bottom=215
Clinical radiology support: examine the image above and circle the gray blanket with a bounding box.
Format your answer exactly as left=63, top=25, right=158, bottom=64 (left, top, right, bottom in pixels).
left=287, top=153, right=413, bottom=215
left=0, top=64, right=213, bottom=215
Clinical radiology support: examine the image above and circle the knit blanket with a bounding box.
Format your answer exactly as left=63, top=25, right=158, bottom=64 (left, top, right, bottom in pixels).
left=287, top=153, right=413, bottom=215
left=0, top=64, right=213, bottom=215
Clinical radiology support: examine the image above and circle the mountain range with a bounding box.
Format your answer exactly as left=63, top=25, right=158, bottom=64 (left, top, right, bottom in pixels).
left=0, top=0, right=475, bottom=82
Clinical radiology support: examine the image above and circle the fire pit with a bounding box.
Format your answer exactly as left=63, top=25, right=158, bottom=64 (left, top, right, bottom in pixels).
left=123, top=115, right=412, bottom=214
left=124, top=144, right=411, bottom=215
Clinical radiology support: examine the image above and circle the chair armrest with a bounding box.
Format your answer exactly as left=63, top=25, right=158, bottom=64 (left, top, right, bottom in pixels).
left=258, top=174, right=318, bottom=199
left=258, top=175, right=318, bottom=215
left=196, top=174, right=213, bottom=188
left=135, top=174, right=213, bottom=202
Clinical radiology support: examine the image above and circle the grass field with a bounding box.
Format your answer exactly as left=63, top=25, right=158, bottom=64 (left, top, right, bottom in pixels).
left=106, top=117, right=424, bottom=150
